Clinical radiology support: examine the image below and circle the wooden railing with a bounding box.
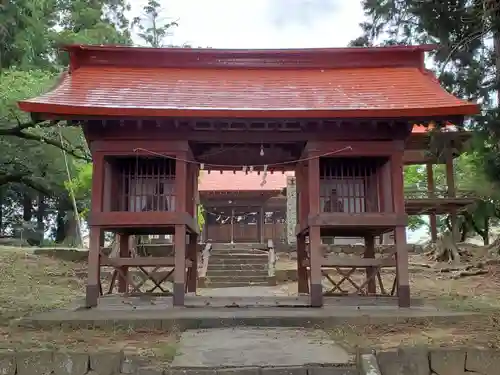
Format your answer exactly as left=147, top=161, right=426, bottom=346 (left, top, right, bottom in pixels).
left=404, top=188, right=476, bottom=200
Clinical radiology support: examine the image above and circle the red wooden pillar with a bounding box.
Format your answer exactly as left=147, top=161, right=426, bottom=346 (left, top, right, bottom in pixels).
left=391, top=151, right=410, bottom=307
left=426, top=162, right=438, bottom=242
left=295, top=163, right=309, bottom=294
left=308, top=154, right=322, bottom=307
left=117, top=234, right=130, bottom=293
left=187, top=233, right=198, bottom=293
left=86, top=151, right=105, bottom=308
left=363, top=235, right=376, bottom=294
left=173, top=153, right=187, bottom=306
left=379, top=161, right=393, bottom=244
left=186, top=163, right=198, bottom=293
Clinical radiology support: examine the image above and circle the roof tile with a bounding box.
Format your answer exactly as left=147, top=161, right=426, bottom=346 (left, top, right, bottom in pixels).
left=19, top=66, right=478, bottom=117
left=198, top=171, right=293, bottom=192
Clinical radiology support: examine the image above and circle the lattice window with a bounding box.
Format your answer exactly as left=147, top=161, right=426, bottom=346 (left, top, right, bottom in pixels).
left=114, top=157, right=176, bottom=212
left=320, top=157, right=385, bottom=213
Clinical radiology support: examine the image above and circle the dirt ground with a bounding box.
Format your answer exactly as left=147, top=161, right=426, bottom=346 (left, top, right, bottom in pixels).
left=275, top=245, right=500, bottom=311
left=0, top=247, right=178, bottom=364
left=1, top=244, right=500, bottom=355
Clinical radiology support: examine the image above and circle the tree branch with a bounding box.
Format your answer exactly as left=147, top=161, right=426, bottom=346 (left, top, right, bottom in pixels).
left=0, top=119, right=91, bottom=161
left=0, top=173, right=52, bottom=195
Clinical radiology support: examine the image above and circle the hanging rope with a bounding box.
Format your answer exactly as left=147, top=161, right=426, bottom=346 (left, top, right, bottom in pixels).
left=58, top=126, right=83, bottom=247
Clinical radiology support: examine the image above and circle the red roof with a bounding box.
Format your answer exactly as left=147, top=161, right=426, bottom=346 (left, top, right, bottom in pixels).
left=199, top=171, right=293, bottom=192
left=411, top=124, right=457, bottom=133
left=18, top=44, right=478, bottom=118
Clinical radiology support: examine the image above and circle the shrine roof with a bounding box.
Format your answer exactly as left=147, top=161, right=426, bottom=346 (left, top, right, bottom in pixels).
left=199, top=171, right=293, bottom=192
left=18, top=44, right=479, bottom=118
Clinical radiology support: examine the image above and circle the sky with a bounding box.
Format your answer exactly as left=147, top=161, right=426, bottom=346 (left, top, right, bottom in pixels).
left=126, top=0, right=430, bottom=243
left=128, top=0, right=365, bottom=48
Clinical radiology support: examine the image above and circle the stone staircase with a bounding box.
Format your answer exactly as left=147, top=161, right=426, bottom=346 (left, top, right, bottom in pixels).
left=206, top=243, right=270, bottom=288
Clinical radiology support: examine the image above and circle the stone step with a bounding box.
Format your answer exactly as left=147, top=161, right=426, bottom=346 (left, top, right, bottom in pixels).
left=210, top=249, right=268, bottom=255
left=209, top=257, right=268, bottom=265
left=207, top=263, right=267, bottom=271
left=211, top=243, right=265, bottom=250
left=207, top=280, right=270, bottom=288
left=208, top=275, right=270, bottom=284
left=207, top=269, right=269, bottom=277
left=208, top=254, right=268, bottom=262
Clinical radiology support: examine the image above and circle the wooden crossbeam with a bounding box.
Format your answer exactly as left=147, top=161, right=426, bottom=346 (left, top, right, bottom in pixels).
left=308, top=256, right=398, bottom=296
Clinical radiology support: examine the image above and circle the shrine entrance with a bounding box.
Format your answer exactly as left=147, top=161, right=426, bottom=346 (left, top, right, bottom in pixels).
left=205, top=205, right=261, bottom=243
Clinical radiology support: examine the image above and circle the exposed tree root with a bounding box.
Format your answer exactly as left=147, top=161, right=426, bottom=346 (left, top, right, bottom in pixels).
left=451, top=269, right=489, bottom=279
left=424, top=231, right=465, bottom=264
left=109, top=234, right=139, bottom=258
left=485, top=237, right=500, bottom=255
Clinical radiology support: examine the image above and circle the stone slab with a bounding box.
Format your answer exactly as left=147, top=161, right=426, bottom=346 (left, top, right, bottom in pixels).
left=429, top=349, right=466, bottom=375
left=465, top=349, right=500, bottom=375
left=171, top=328, right=351, bottom=368
left=376, top=348, right=430, bottom=375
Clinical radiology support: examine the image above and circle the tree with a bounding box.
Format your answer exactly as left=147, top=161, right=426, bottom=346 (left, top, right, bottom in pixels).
left=354, top=1, right=500, bottom=248
left=0, top=0, right=131, bottom=242
left=132, top=0, right=178, bottom=48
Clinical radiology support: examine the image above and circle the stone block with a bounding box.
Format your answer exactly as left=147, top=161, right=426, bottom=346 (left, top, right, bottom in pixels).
left=217, top=367, right=260, bottom=375
left=121, top=355, right=142, bottom=374
left=168, top=369, right=216, bottom=375
left=261, top=366, right=307, bottom=375
left=465, top=349, right=500, bottom=375
left=360, top=354, right=381, bottom=375
left=137, top=366, right=166, bottom=375
left=89, top=351, right=122, bottom=375
left=429, top=348, right=466, bottom=375
left=376, top=347, right=429, bottom=375
left=0, top=351, right=16, bottom=375
left=53, top=352, right=89, bottom=375
left=16, top=350, right=53, bottom=375
left=307, top=366, right=357, bottom=375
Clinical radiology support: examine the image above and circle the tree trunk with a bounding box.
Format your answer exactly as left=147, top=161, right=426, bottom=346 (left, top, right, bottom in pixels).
left=459, top=221, right=467, bottom=242
left=55, top=208, right=65, bottom=243
left=483, top=216, right=490, bottom=245
left=36, top=193, right=45, bottom=235
left=63, top=212, right=79, bottom=247
left=425, top=231, right=462, bottom=264
left=22, top=193, right=32, bottom=222
left=0, top=188, right=3, bottom=236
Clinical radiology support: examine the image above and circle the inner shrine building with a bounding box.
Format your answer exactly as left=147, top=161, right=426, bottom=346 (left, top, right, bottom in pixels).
left=18, top=44, right=479, bottom=308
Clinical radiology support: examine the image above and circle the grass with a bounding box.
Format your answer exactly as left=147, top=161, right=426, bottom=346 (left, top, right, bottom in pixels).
left=328, top=314, right=500, bottom=351
left=275, top=252, right=500, bottom=311
left=0, top=247, right=85, bottom=321
left=0, top=246, right=179, bottom=364
left=274, top=251, right=500, bottom=349
left=2, top=245, right=500, bottom=358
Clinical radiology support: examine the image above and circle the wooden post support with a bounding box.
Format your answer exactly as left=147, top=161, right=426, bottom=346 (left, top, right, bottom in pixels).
left=173, top=224, right=186, bottom=306
left=174, top=155, right=187, bottom=306
left=426, top=162, right=438, bottom=242
left=307, top=154, right=322, bottom=307
left=187, top=233, right=198, bottom=293
left=86, top=227, right=102, bottom=308
left=297, top=233, right=309, bottom=294
left=394, top=227, right=410, bottom=307
left=363, top=235, right=377, bottom=294
left=86, top=152, right=104, bottom=308
left=391, top=152, right=410, bottom=307
left=118, top=234, right=129, bottom=293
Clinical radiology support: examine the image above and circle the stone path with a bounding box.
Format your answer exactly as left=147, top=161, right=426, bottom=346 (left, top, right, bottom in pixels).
left=199, top=285, right=292, bottom=297
left=171, top=327, right=352, bottom=367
